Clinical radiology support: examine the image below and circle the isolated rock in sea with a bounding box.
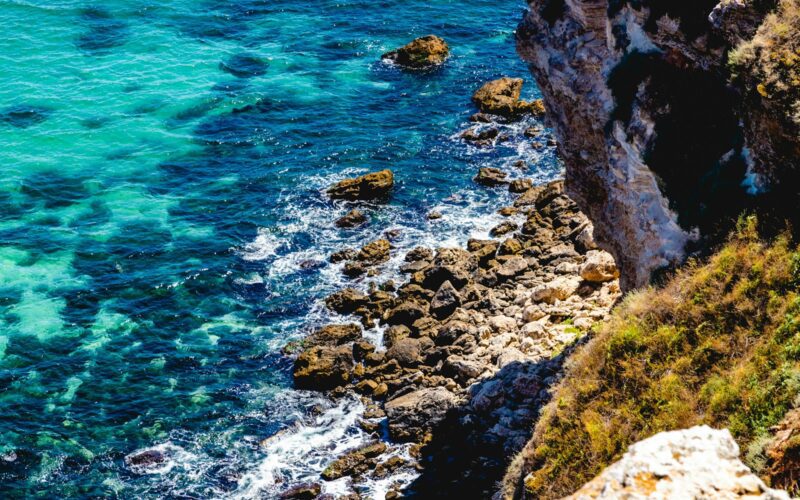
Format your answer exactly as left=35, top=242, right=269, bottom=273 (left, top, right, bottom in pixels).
left=474, top=167, right=508, bottom=186
left=565, top=426, right=789, bottom=499
left=461, top=126, right=500, bottom=146
left=381, top=35, right=449, bottom=69
left=335, top=209, right=367, bottom=228
left=471, top=77, right=544, bottom=118
left=385, top=387, right=459, bottom=441
left=125, top=449, right=167, bottom=470
left=327, top=170, right=393, bottom=201
left=580, top=250, right=620, bottom=283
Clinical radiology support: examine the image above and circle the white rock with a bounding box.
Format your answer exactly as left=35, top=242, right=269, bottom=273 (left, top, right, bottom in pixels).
left=531, top=276, right=582, bottom=304
left=566, top=425, right=790, bottom=499
left=489, top=315, right=517, bottom=332
left=522, top=304, right=547, bottom=322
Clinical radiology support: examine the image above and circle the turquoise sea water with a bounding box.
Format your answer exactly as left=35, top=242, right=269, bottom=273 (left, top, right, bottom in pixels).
left=0, top=0, right=560, bottom=497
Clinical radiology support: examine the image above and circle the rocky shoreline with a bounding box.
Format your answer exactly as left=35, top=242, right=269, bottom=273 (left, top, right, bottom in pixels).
left=284, top=170, right=621, bottom=497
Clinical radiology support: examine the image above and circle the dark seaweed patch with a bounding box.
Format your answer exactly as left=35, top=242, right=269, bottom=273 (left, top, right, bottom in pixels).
left=77, top=7, right=128, bottom=54
left=219, top=53, right=269, bottom=78
left=0, top=105, right=51, bottom=128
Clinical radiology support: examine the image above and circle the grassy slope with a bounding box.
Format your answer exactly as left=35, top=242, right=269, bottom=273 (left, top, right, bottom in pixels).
left=504, top=217, right=800, bottom=498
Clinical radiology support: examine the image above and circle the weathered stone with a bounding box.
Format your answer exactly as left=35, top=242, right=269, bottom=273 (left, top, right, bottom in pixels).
left=381, top=35, right=449, bottom=69
left=330, top=248, right=357, bottom=263
left=496, top=256, right=529, bottom=280
left=461, top=127, right=499, bottom=146
left=327, top=170, right=393, bottom=201
left=405, top=247, right=433, bottom=262
left=385, top=338, right=424, bottom=367
left=471, top=77, right=538, bottom=118
left=531, top=276, right=581, bottom=304
left=490, top=221, right=518, bottom=237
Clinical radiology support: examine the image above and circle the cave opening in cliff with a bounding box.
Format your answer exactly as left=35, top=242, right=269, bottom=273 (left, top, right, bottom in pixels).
left=609, top=51, right=753, bottom=246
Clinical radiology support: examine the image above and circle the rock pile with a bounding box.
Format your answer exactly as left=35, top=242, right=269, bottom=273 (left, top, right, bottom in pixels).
left=287, top=179, right=621, bottom=496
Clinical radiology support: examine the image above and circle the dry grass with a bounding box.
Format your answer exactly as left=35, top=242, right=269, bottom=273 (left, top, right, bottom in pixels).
left=504, top=216, right=800, bottom=498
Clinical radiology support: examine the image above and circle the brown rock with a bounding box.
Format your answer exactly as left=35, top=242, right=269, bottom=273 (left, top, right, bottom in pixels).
left=280, top=483, right=322, bottom=500
left=490, top=221, right=518, bottom=237
left=335, top=209, right=367, bottom=228
left=325, top=288, right=369, bottom=315
left=385, top=338, right=424, bottom=367
left=384, top=325, right=411, bottom=348
left=321, top=441, right=387, bottom=480
left=293, top=345, right=354, bottom=390
left=327, top=170, right=394, bottom=201
left=580, top=250, right=619, bottom=283
left=381, top=35, right=449, bottom=69
left=461, top=127, right=500, bottom=146
left=330, top=248, right=357, bottom=263
left=356, top=239, right=391, bottom=265
left=383, top=301, right=426, bottom=327
left=472, top=77, right=526, bottom=117
left=474, top=167, right=508, bottom=186
left=509, top=178, right=533, bottom=193
left=306, top=323, right=362, bottom=347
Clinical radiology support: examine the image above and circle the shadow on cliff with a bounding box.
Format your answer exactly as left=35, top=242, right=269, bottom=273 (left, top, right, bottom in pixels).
left=401, top=346, right=579, bottom=499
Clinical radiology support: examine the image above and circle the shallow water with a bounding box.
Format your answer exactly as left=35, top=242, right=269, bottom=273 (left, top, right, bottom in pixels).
left=0, top=0, right=560, bottom=497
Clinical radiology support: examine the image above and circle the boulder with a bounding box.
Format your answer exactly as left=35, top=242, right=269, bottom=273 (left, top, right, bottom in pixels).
left=422, top=248, right=477, bottom=290
left=381, top=35, right=449, bottom=69
left=564, top=426, right=790, bottom=499
left=474, top=167, right=508, bottom=186
left=471, top=77, right=524, bottom=117
left=385, top=337, right=428, bottom=367
left=490, top=221, right=518, bottom=237
left=356, top=239, right=390, bottom=265
left=580, top=250, right=619, bottom=283
left=306, top=323, right=362, bottom=347
left=405, top=247, right=433, bottom=262
left=325, top=288, right=369, bottom=315
left=385, top=387, right=459, bottom=441
left=327, top=170, right=393, bottom=201
left=125, top=449, right=167, bottom=469
left=330, top=248, right=357, bottom=263
left=496, top=256, right=529, bottom=280
left=509, top=178, right=533, bottom=193
left=461, top=127, right=499, bottom=146
left=293, top=345, right=354, bottom=390
left=429, top=280, right=461, bottom=319
left=384, top=325, right=411, bottom=348
left=321, top=441, right=387, bottom=480
left=383, top=301, right=426, bottom=327
left=335, top=209, right=367, bottom=228
left=531, top=276, right=581, bottom=304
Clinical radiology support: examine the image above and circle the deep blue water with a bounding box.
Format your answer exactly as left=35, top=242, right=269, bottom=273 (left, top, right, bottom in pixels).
left=0, top=0, right=559, bottom=497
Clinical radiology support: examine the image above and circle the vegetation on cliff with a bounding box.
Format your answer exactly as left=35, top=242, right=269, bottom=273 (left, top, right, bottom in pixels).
left=505, top=216, right=800, bottom=498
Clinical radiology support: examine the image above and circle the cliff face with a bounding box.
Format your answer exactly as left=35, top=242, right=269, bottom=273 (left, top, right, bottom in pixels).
left=516, top=0, right=799, bottom=290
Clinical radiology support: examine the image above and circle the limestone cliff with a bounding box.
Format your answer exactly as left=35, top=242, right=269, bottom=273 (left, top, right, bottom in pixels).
left=516, top=0, right=800, bottom=290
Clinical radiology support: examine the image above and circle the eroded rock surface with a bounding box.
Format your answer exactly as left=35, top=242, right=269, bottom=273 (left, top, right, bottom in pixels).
left=516, top=0, right=800, bottom=290
left=382, top=35, right=449, bottom=69
left=327, top=170, right=393, bottom=201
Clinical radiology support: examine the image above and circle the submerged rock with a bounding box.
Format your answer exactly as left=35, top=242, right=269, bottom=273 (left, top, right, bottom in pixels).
left=565, top=426, right=789, bottom=499
left=219, top=53, right=269, bottom=78
left=381, top=35, right=449, bottom=69
left=327, top=170, right=393, bottom=201
left=125, top=449, right=167, bottom=470
left=335, top=209, right=367, bottom=228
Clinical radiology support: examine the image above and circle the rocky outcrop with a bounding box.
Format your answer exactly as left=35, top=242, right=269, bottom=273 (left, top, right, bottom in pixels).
left=472, top=77, right=546, bottom=119
left=382, top=35, right=450, bottom=69
left=291, top=180, right=621, bottom=496
left=327, top=170, right=393, bottom=201
left=567, top=426, right=789, bottom=499
left=516, top=0, right=800, bottom=290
